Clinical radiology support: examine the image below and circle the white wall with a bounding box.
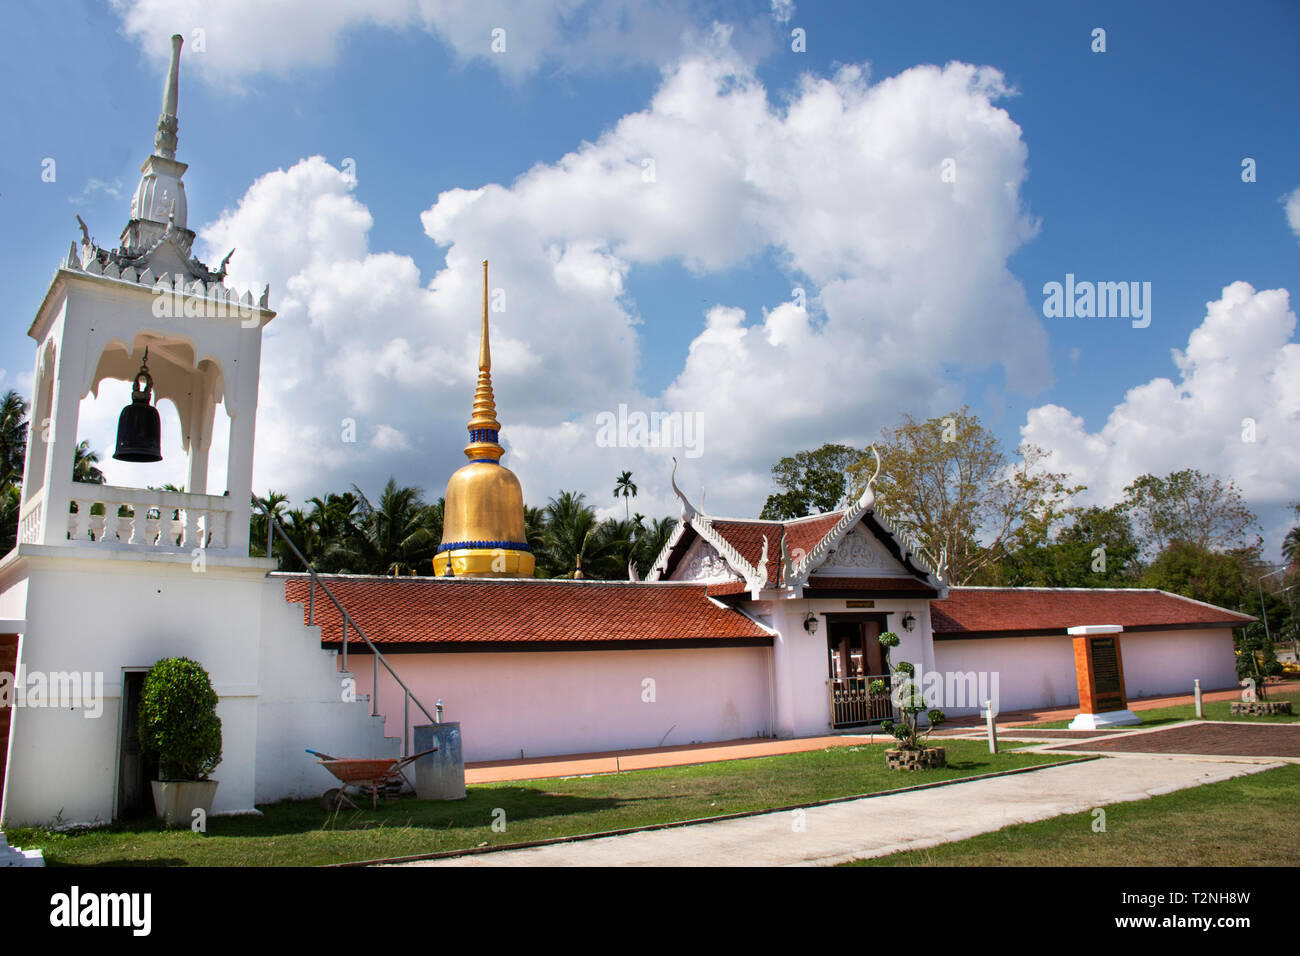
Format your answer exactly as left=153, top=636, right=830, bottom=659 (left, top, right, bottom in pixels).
left=1, top=549, right=269, bottom=826
left=932, top=628, right=1240, bottom=717
left=0, top=549, right=396, bottom=827
left=253, top=578, right=396, bottom=804
left=1119, top=629, right=1238, bottom=699
left=349, top=644, right=774, bottom=763
left=933, top=635, right=1079, bottom=716
left=770, top=597, right=934, bottom=739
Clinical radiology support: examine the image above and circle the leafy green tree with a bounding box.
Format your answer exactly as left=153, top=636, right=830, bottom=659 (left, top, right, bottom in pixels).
left=1123, top=469, right=1260, bottom=559
left=848, top=407, right=1082, bottom=585
left=761, top=443, right=864, bottom=519
left=1140, top=540, right=1250, bottom=610
left=1236, top=622, right=1283, bottom=700
left=979, top=503, right=1141, bottom=587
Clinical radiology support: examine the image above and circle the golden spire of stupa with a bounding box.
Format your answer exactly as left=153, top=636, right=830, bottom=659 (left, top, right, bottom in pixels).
left=433, top=259, right=535, bottom=578
left=464, top=260, right=503, bottom=464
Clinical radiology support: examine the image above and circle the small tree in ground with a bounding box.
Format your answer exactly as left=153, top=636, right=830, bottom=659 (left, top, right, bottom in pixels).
left=869, top=631, right=946, bottom=750
left=1235, top=623, right=1283, bottom=701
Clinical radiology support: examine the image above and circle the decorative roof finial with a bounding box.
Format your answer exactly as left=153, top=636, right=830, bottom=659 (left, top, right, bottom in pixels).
left=670, top=457, right=697, bottom=523
left=464, top=260, right=504, bottom=463
left=155, top=34, right=183, bottom=159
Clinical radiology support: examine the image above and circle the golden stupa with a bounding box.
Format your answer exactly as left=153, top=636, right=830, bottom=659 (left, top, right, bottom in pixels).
left=432, top=261, right=535, bottom=578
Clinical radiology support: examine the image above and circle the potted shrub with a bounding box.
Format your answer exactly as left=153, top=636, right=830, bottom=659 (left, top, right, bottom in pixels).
left=139, top=656, right=222, bottom=828
left=869, top=631, right=947, bottom=770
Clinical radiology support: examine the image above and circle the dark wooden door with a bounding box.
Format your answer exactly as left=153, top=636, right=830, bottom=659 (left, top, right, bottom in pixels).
left=0, top=634, right=16, bottom=806
left=827, top=618, right=893, bottom=727
left=117, top=671, right=157, bottom=820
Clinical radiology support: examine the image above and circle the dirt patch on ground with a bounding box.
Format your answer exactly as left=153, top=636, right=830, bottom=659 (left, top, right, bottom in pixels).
left=1044, top=722, right=1300, bottom=757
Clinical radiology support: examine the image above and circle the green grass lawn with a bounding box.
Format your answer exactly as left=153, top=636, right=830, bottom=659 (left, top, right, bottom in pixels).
left=9, top=740, right=1072, bottom=867
left=1011, top=688, right=1300, bottom=731
left=845, top=761, right=1300, bottom=867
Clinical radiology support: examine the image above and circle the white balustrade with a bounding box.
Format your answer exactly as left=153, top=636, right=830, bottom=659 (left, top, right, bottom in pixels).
left=18, top=492, right=43, bottom=545
left=61, top=482, right=235, bottom=553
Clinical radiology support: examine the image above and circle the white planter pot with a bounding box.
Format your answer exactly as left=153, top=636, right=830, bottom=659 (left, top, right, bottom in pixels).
left=150, top=780, right=219, bottom=829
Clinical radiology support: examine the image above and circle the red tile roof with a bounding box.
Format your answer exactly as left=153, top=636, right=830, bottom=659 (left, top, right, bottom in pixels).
left=708, top=513, right=842, bottom=583
left=805, top=576, right=937, bottom=593
left=931, top=588, right=1253, bottom=637
left=281, top=574, right=773, bottom=647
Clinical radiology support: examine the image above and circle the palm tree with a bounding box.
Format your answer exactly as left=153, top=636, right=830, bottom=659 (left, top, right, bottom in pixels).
left=0, top=390, right=29, bottom=488
left=304, top=492, right=363, bottom=571
left=0, top=482, right=21, bottom=556
left=1284, top=526, right=1300, bottom=571
left=251, top=490, right=290, bottom=560
left=72, top=440, right=105, bottom=484
left=613, top=470, right=638, bottom=521
left=349, top=478, right=439, bottom=575
left=538, top=491, right=620, bottom=578
left=634, top=516, right=677, bottom=576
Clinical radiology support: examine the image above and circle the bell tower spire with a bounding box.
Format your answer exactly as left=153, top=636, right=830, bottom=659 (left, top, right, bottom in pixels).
left=154, top=33, right=183, bottom=160
left=118, top=33, right=195, bottom=261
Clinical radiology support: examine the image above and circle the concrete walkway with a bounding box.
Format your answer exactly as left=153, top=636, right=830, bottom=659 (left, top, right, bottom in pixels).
left=464, top=735, right=874, bottom=784
left=403, top=755, right=1279, bottom=867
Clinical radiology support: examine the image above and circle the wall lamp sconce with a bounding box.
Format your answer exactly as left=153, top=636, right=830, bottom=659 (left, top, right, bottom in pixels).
left=803, top=612, right=819, bottom=635
left=902, top=612, right=916, bottom=632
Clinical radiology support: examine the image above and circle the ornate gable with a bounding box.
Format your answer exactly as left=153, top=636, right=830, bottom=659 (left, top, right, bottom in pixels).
left=673, top=536, right=741, bottom=584
left=812, top=522, right=911, bottom=578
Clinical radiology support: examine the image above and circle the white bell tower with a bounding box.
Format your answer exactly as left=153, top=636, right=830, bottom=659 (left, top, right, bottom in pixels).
left=17, top=34, right=273, bottom=558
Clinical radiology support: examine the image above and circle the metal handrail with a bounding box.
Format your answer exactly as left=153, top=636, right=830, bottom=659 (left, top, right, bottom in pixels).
left=251, top=495, right=438, bottom=756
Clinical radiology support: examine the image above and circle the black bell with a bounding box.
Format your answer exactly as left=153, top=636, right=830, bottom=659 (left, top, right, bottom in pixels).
left=114, top=351, right=162, bottom=463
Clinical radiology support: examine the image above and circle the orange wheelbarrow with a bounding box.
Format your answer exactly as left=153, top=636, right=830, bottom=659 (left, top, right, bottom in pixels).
left=307, top=748, right=436, bottom=811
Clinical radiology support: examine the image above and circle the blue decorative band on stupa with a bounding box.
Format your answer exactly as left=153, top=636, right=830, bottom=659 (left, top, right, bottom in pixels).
left=468, top=458, right=498, bottom=465
left=468, top=428, right=499, bottom=444
left=437, top=540, right=532, bottom=554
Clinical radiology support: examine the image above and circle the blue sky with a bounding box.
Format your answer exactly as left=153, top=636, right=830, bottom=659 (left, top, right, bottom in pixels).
left=2, top=0, right=1298, bottom=554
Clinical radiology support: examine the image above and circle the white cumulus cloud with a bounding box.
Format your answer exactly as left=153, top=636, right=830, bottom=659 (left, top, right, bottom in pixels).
left=1022, top=281, right=1300, bottom=552
left=112, top=0, right=736, bottom=82
left=1284, top=185, right=1300, bottom=241
left=77, top=40, right=1050, bottom=521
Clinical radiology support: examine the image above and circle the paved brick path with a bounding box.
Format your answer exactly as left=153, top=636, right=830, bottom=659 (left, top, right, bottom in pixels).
left=1045, top=721, right=1300, bottom=758
left=933, top=728, right=1119, bottom=739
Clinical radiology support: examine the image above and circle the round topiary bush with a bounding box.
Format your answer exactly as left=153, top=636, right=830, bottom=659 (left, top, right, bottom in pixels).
left=139, top=656, right=222, bottom=781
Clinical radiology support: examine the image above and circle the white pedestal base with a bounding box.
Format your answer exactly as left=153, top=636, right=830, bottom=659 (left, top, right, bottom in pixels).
left=1069, top=710, right=1140, bottom=730
left=0, top=832, right=45, bottom=867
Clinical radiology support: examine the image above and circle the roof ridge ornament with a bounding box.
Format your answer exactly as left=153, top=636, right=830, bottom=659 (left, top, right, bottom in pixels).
left=670, top=457, right=697, bottom=523
left=788, top=443, right=882, bottom=582
left=859, top=443, right=881, bottom=512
